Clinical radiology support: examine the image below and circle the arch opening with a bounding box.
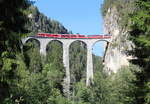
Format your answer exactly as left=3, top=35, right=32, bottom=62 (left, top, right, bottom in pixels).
left=23, top=38, right=42, bottom=73
left=92, top=40, right=108, bottom=57
left=23, top=38, right=40, bottom=49
left=46, top=40, right=64, bottom=91
left=46, top=40, right=63, bottom=67
left=92, top=40, right=106, bottom=74
left=69, top=40, right=87, bottom=88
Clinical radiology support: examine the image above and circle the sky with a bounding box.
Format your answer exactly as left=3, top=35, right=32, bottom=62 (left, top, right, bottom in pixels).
left=34, top=0, right=105, bottom=56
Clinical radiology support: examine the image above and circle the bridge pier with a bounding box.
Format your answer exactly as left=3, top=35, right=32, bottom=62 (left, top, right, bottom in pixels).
left=63, top=43, right=70, bottom=98
left=39, top=40, right=48, bottom=56
left=40, top=46, right=46, bottom=55
left=86, top=44, right=94, bottom=86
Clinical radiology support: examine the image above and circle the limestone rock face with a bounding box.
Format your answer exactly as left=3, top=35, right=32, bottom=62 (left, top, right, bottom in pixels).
left=103, top=7, right=134, bottom=73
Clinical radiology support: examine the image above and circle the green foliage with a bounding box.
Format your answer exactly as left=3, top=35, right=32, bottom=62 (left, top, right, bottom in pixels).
left=145, top=81, right=150, bottom=104
left=130, top=0, right=150, bottom=65
left=46, top=41, right=63, bottom=65
left=23, top=39, right=42, bottom=72
left=70, top=63, right=140, bottom=104
left=0, top=0, right=31, bottom=100
left=47, top=90, right=72, bottom=104
left=56, top=54, right=104, bottom=104
left=0, top=0, right=31, bottom=53
left=45, top=41, right=65, bottom=89
left=1, top=53, right=66, bottom=104
left=129, top=1, right=150, bottom=103
left=43, top=63, right=64, bottom=89
left=73, top=81, right=92, bottom=104
left=108, top=65, right=140, bottom=104
left=93, top=55, right=104, bottom=72
left=90, top=71, right=109, bottom=104
left=69, top=41, right=87, bottom=84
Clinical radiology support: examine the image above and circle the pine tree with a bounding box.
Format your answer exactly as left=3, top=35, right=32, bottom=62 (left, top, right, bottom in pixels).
left=0, top=0, right=31, bottom=101
left=129, top=0, right=150, bottom=103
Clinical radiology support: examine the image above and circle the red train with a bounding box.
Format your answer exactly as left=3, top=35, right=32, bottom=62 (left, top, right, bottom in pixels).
left=37, top=33, right=111, bottom=39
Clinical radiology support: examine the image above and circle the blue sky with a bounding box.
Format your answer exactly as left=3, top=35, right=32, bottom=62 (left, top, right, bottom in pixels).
left=34, top=0, right=105, bottom=56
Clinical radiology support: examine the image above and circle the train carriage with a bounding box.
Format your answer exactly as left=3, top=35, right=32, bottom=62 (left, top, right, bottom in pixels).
left=37, top=33, right=111, bottom=39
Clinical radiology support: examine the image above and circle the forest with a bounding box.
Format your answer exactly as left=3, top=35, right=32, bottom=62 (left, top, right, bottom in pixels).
left=0, top=0, right=150, bottom=104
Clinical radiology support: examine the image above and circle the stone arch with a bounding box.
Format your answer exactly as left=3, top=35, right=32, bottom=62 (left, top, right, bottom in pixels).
left=45, top=39, right=64, bottom=93
left=46, top=40, right=63, bottom=65
left=46, top=39, right=63, bottom=51
left=69, top=40, right=87, bottom=88
left=69, top=40, right=87, bottom=48
left=92, top=39, right=110, bottom=57
left=22, top=37, right=41, bottom=73
left=92, top=39, right=109, bottom=48
left=23, top=38, right=40, bottom=51
left=22, top=37, right=40, bottom=46
left=92, top=39, right=110, bottom=63
left=91, top=40, right=105, bottom=77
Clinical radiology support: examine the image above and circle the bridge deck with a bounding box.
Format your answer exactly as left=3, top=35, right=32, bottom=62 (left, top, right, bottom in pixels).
left=36, top=33, right=112, bottom=39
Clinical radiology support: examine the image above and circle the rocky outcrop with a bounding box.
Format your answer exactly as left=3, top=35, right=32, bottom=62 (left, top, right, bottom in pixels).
left=103, top=7, right=134, bottom=73
left=26, top=6, right=69, bottom=34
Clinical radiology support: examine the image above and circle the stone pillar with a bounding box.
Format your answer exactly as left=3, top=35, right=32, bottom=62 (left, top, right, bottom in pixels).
left=86, top=44, right=93, bottom=86
left=40, top=45, right=46, bottom=56
left=39, top=40, right=47, bottom=56
left=63, top=43, right=70, bottom=98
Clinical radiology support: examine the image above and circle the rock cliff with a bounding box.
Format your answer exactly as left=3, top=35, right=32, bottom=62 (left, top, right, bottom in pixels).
left=103, top=7, right=134, bottom=73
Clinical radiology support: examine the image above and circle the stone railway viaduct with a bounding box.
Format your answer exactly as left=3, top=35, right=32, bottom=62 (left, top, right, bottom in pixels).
left=22, top=36, right=111, bottom=96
